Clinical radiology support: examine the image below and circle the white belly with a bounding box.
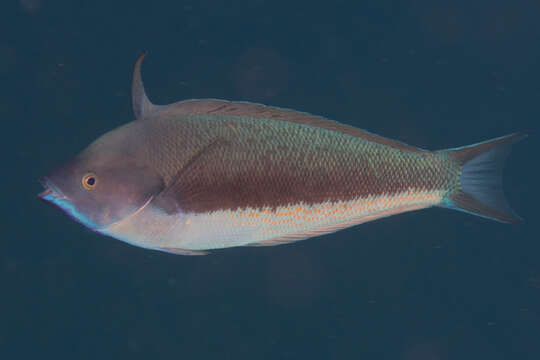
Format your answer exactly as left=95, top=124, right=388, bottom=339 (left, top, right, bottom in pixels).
left=100, top=189, right=443, bottom=252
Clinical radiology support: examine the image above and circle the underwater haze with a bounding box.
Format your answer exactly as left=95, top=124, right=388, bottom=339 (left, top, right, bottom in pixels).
left=2, top=0, right=539, bottom=359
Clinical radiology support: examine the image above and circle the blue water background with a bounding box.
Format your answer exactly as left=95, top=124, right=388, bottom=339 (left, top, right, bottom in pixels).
left=2, top=1, right=538, bottom=359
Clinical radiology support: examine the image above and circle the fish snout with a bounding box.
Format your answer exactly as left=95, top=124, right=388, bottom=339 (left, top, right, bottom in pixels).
left=38, top=177, right=68, bottom=202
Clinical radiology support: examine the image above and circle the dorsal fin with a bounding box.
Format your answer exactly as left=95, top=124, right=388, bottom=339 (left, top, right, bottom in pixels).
left=161, top=99, right=425, bottom=153
left=132, top=52, right=162, bottom=120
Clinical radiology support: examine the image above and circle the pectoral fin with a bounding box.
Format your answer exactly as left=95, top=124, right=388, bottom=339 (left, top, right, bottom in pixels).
left=152, top=139, right=229, bottom=215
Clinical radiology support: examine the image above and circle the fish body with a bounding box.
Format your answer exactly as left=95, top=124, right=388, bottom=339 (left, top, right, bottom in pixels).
left=39, top=53, right=525, bottom=255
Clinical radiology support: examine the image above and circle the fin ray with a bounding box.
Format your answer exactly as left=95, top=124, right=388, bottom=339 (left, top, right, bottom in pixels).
left=132, top=52, right=162, bottom=120
left=158, top=247, right=209, bottom=255
left=152, top=139, right=229, bottom=215
left=442, top=133, right=527, bottom=223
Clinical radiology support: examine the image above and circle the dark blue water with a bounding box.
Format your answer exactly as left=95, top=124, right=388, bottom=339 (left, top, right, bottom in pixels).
left=3, top=1, right=538, bottom=359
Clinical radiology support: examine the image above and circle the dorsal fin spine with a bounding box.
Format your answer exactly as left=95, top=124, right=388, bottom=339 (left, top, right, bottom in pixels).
left=132, top=51, right=160, bottom=120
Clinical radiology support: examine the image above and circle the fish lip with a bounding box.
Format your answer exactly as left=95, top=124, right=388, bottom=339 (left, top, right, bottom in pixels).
left=38, top=177, right=68, bottom=201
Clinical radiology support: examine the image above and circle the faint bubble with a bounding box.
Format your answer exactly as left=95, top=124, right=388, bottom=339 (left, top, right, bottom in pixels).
left=20, top=0, right=41, bottom=15
left=234, top=47, right=288, bottom=102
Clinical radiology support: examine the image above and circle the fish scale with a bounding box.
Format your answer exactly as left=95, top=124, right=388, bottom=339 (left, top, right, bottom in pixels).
left=130, top=114, right=455, bottom=216
left=38, top=53, right=525, bottom=255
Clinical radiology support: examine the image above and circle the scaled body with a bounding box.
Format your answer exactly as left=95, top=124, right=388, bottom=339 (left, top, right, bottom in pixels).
left=39, top=53, right=524, bottom=255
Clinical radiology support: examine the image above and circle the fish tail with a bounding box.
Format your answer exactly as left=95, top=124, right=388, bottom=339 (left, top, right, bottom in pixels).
left=441, top=132, right=527, bottom=223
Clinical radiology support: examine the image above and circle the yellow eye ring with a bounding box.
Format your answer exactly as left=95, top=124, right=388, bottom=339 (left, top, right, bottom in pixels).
left=82, top=173, right=97, bottom=190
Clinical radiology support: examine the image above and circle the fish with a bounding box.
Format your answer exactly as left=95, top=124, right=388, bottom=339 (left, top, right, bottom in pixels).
left=39, top=52, right=526, bottom=255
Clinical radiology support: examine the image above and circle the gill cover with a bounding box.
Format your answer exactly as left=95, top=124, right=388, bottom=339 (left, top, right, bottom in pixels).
left=44, top=160, right=164, bottom=230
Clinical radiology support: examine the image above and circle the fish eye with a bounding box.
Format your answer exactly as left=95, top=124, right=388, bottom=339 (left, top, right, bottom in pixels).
left=82, top=173, right=97, bottom=190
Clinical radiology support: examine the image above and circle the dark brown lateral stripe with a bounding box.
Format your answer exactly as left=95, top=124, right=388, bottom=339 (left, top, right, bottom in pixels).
left=147, top=114, right=457, bottom=214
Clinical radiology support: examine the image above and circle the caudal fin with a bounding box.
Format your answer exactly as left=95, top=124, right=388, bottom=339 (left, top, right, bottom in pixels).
left=442, top=133, right=527, bottom=223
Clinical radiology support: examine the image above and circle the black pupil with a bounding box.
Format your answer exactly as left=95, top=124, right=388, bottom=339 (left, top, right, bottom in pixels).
left=86, top=177, right=95, bottom=186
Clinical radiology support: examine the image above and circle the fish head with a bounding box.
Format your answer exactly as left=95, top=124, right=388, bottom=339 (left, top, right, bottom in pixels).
left=39, top=130, right=165, bottom=231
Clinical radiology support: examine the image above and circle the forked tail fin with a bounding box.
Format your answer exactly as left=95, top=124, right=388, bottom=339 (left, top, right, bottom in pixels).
left=442, top=133, right=527, bottom=223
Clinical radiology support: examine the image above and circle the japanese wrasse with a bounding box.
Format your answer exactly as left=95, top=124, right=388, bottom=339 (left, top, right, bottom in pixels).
left=39, top=53, right=525, bottom=255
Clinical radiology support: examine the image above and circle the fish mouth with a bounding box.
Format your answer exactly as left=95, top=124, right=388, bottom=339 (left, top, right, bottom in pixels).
left=38, top=177, right=68, bottom=201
